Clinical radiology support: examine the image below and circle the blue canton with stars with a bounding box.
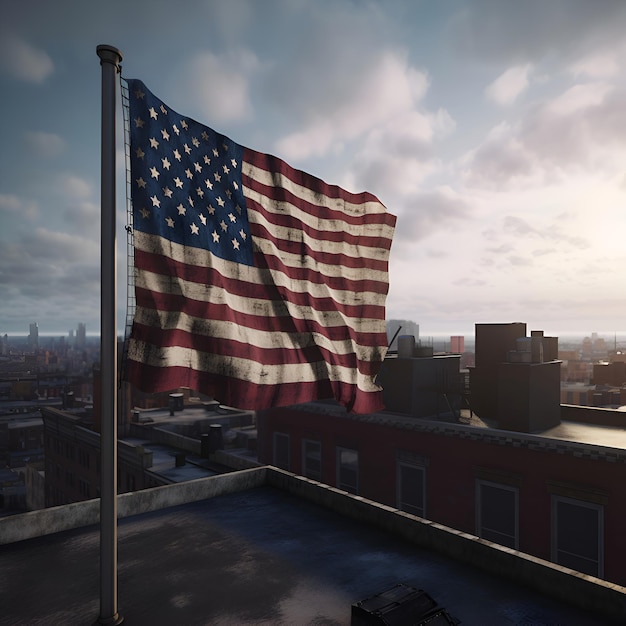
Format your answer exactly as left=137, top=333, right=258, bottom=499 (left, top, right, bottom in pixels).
left=127, top=78, right=254, bottom=266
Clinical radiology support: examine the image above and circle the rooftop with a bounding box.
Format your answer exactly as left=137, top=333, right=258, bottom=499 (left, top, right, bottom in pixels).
left=2, top=467, right=624, bottom=624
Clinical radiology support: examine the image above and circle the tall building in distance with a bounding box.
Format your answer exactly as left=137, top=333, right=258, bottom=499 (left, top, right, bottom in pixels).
left=28, top=323, right=38, bottom=351
left=450, top=335, right=465, bottom=353
left=75, top=323, right=86, bottom=351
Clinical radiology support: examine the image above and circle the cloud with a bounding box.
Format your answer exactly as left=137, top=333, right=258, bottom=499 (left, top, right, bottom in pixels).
left=25, top=131, right=66, bottom=157
left=275, top=50, right=432, bottom=161
left=464, top=80, right=626, bottom=190
left=0, top=193, right=39, bottom=221
left=175, top=49, right=260, bottom=124
left=546, top=82, right=613, bottom=116
left=450, top=0, right=626, bottom=65
left=569, top=52, right=620, bottom=79
left=0, top=35, right=53, bottom=83
left=391, top=187, right=472, bottom=250
left=485, top=64, right=532, bottom=106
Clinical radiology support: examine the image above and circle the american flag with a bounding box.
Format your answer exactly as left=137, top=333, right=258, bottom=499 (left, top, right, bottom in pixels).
left=124, top=78, right=396, bottom=414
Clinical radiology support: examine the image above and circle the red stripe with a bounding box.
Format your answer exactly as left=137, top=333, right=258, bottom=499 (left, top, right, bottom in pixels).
left=248, top=212, right=391, bottom=273
left=134, top=249, right=389, bottom=316
left=244, top=147, right=385, bottom=208
left=125, top=358, right=384, bottom=414
left=130, top=321, right=384, bottom=376
left=134, top=287, right=388, bottom=346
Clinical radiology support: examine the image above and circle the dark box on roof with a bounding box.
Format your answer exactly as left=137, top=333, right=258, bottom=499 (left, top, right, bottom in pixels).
left=351, top=583, right=459, bottom=625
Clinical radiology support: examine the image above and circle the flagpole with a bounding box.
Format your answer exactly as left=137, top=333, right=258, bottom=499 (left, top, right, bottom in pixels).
left=96, top=43, right=123, bottom=626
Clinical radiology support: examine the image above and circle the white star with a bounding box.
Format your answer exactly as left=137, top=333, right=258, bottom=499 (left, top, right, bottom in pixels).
left=190, top=223, right=199, bottom=235
left=177, top=204, right=186, bottom=215
left=207, top=204, right=216, bottom=215
left=201, top=131, right=209, bottom=141
left=232, top=238, right=240, bottom=250
left=233, top=181, right=239, bottom=190
left=161, top=129, right=170, bottom=141
left=163, top=187, right=173, bottom=198
left=140, top=208, right=150, bottom=219
left=173, top=149, right=182, bottom=161
left=231, top=159, right=238, bottom=167
left=214, top=172, right=221, bottom=182
left=239, top=229, right=247, bottom=240
left=203, top=155, right=211, bottom=165
left=196, top=187, right=204, bottom=198
left=160, top=104, right=167, bottom=114
left=149, top=166, right=160, bottom=180
left=212, top=231, right=220, bottom=243
left=220, top=220, right=228, bottom=231
left=228, top=212, right=236, bottom=223
left=199, top=213, right=207, bottom=225
left=235, top=204, right=242, bottom=214
left=205, top=179, right=213, bottom=190
left=192, top=137, right=200, bottom=147
left=188, top=196, right=194, bottom=208
left=134, top=117, right=144, bottom=128
left=181, top=120, right=188, bottom=129
left=149, top=107, right=158, bottom=120
left=172, top=124, right=180, bottom=135
left=136, top=177, right=146, bottom=189
left=185, top=169, right=193, bottom=179
left=149, top=137, right=159, bottom=149
left=184, top=144, right=192, bottom=155
left=212, top=148, right=219, bottom=157
left=225, top=189, right=232, bottom=200
left=166, top=216, right=175, bottom=228
left=194, top=162, right=202, bottom=172
left=216, top=196, right=225, bottom=207
left=174, top=177, right=183, bottom=188
left=161, top=157, right=171, bottom=170
left=150, top=195, right=160, bottom=207
left=222, top=143, right=228, bottom=151
left=222, top=164, right=230, bottom=174
left=135, top=147, right=145, bottom=159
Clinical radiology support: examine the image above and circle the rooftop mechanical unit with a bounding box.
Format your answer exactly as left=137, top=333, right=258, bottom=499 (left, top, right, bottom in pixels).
left=351, top=583, right=460, bottom=625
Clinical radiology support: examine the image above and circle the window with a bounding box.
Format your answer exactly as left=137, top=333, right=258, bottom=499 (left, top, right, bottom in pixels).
left=397, top=461, right=426, bottom=518
left=302, top=439, right=322, bottom=481
left=336, top=447, right=358, bottom=494
left=476, top=480, right=519, bottom=549
left=273, top=432, right=290, bottom=470
left=551, top=496, right=603, bottom=578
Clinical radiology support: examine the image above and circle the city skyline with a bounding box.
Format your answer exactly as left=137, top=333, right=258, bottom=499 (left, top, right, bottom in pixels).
left=1, top=1, right=626, bottom=336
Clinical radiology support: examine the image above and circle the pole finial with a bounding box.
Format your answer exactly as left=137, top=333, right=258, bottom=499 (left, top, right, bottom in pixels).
left=97, top=44, right=123, bottom=68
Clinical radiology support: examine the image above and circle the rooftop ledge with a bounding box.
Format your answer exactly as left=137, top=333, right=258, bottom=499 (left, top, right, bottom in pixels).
left=2, top=466, right=625, bottom=623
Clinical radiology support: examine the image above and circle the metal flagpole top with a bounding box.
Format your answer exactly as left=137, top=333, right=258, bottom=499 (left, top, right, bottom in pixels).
left=97, top=44, right=123, bottom=66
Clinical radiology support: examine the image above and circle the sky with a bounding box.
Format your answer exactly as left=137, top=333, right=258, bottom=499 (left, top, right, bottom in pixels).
left=1, top=0, right=625, bottom=339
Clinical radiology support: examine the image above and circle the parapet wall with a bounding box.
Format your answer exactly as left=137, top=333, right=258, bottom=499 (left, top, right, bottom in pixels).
left=561, top=403, right=626, bottom=427
left=2, top=464, right=625, bottom=621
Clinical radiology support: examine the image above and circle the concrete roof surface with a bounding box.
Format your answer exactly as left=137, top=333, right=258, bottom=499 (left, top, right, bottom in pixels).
left=0, top=486, right=612, bottom=625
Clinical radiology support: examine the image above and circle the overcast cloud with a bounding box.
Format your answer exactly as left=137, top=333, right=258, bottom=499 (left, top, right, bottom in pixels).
left=0, top=0, right=625, bottom=338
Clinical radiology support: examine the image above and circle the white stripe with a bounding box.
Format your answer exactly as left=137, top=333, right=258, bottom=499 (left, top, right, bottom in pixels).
left=127, top=338, right=381, bottom=392
left=135, top=268, right=387, bottom=334
left=133, top=305, right=385, bottom=362
left=243, top=184, right=396, bottom=243
left=243, top=160, right=389, bottom=219
left=246, top=202, right=393, bottom=262
left=135, top=231, right=390, bottom=300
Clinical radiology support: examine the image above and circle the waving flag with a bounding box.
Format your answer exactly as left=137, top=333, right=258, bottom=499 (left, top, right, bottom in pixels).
left=124, top=78, right=396, bottom=414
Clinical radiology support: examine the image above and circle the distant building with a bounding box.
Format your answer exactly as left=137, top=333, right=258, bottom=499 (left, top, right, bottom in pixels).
left=28, top=323, right=38, bottom=351
left=75, top=323, right=86, bottom=351
left=450, top=335, right=464, bottom=353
